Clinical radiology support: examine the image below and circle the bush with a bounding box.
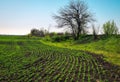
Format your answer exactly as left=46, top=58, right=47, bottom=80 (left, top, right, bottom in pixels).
left=103, top=20, right=118, bottom=36
left=44, top=35, right=51, bottom=41
left=31, top=28, right=45, bottom=37
left=51, top=35, right=70, bottom=42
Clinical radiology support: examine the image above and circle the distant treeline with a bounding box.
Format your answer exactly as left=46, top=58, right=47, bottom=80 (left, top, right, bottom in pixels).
left=28, top=20, right=119, bottom=41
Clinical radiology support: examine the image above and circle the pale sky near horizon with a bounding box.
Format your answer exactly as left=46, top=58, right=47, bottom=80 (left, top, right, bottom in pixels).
left=0, top=0, right=120, bottom=35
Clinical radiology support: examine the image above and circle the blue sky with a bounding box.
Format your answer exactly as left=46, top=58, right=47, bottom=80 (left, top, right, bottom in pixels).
left=0, top=0, right=120, bottom=35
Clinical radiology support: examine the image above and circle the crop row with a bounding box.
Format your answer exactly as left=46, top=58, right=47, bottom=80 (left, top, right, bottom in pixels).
left=0, top=40, right=119, bottom=82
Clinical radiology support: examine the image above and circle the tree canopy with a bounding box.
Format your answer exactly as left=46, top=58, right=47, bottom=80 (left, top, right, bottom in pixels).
left=54, top=0, right=94, bottom=40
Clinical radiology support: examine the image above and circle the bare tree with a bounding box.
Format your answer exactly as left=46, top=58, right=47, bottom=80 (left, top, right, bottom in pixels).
left=54, top=0, right=94, bottom=40
left=92, top=24, right=99, bottom=40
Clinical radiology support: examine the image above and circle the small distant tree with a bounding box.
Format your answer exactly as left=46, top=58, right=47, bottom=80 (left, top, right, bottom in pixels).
left=92, top=24, right=99, bottom=40
left=30, top=28, right=45, bottom=37
left=103, top=20, right=118, bottom=36
left=31, top=28, right=40, bottom=36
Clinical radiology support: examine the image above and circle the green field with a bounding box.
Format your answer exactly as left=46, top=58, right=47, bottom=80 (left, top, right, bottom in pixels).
left=42, top=36, right=120, bottom=66
left=0, top=35, right=120, bottom=82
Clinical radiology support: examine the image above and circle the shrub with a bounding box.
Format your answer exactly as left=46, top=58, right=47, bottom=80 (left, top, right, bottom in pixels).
left=103, top=20, right=118, bottom=36
left=44, top=35, right=51, bottom=41
left=31, top=28, right=45, bottom=37
left=51, top=35, right=70, bottom=42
